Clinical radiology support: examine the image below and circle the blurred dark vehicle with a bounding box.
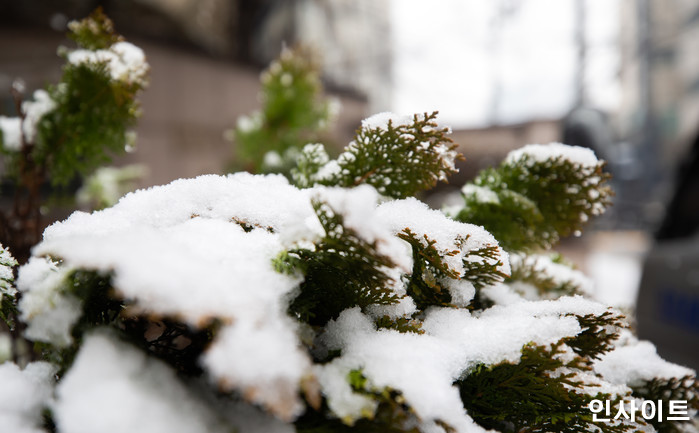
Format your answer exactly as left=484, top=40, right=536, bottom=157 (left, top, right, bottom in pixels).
left=637, top=135, right=699, bottom=372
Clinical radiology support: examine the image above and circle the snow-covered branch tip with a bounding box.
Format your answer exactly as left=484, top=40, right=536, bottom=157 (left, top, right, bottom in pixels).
left=0, top=244, right=19, bottom=331
left=228, top=45, right=338, bottom=174
left=292, top=111, right=462, bottom=199
left=453, top=143, right=613, bottom=251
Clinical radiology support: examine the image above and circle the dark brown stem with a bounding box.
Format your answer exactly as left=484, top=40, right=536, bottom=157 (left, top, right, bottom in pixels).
left=1, top=85, right=47, bottom=264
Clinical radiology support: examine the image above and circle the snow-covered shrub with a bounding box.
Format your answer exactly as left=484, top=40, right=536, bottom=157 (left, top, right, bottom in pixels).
left=1, top=108, right=697, bottom=432
left=0, top=10, right=696, bottom=433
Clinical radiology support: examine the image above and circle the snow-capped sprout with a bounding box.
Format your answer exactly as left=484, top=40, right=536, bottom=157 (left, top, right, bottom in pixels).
left=501, top=253, right=594, bottom=300
left=461, top=184, right=500, bottom=204
left=76, top=164, right=146, bottom=210
left=21, top=90, right=57, bottom=144
left=0, top=90, right=57, bottom=153
left=64, top=10, right=148, bottom=87
left=0, top=243, right=18, bottom=297
left=295, top=111, right=461, bottom=199
left=67, top=41, right=148, bottom=86
left=377, top=198, right=509, bottom=309
left=230, top=45, right=335, bottom=173
left=291, top=143, right=332, bottom=188
left=16, top=257, right=81, bottom=347
left=455, top=142, right=612, bottom=251
left=360, top=111, right=413, bottom=130
left=236, top=112, right=263, bottom=134
left=0, top=116, right=22, bottom=151
left=505, top=142, right=600, bottom=168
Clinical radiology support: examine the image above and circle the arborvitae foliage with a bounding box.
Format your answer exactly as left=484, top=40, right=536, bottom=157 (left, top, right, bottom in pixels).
left=0, top=244, right=18, bottom=332
left=374, top=315, right=424, bottom=335
left=631, top=375, right=699, bottom=433
left=278, top=200, right=400, bottom=326
left=454, top=144, right=612, bottom=251
left=458, top=341, right=630, bottom=433
left=293, top=112, right=461, bottom=199
left=506, top=253, right=588, bottom=298
left=67, top=8, right=122, bottom=50
left=399, top=229, right=507, bottom=310
left=228, top=46, right=337, bottom=173
left=564, top=311, right=628, bottom=360
left=296, top=370, right=422, bottom=433
left=30, top=267, right=220, bottom=379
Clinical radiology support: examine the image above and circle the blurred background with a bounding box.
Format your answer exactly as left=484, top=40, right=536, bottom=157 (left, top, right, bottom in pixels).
left=1, top=0, right=698, bottom=367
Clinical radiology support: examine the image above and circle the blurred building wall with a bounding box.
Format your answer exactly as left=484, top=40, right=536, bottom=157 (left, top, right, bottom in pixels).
left=617, top=0, right=699, bottom=180
left=0, top=3, right=371, bottom=188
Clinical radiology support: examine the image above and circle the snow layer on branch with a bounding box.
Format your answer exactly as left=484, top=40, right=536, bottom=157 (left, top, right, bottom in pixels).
left=0, top=361, right=55, bottom=433
left=461, top=184, right=499, bottom=204
left=21, top=90, right=56, bottom=145
left=42, top=173, right=322, bottom=245
left=319, top=298, right=596, bottom=431
left=17, top=258, right=81, bottom=347
left=32, top=174, right=319, bottom=419
left=67, top=41, right=148, bottom=85
left=0, top=116, right=22, bottom=151
left=0, top=90, right=57, bottom=151
left=1, top=243, right=18, bottom=297
left=504, top=142, right=599, bottom=167
left=510, top=253, right=594, bottom=296
left=378, top=198, right=509, bottom=275
left=360, top=111, right=413, bottom=130
left=377, top=198, right=509, bottom=305
left=594, top=333, right=695, bottom=387
left=365, top=295, right=417, bottom=319
left=312, top=184, right=412, bottom=272
left=53, top=332, right=228, bottom=433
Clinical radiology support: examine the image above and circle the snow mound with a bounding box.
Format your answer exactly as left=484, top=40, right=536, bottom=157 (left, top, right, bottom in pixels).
left=317, top=297, right=604, bottom=431
left=0, top=361, right=55, bottom=433
left=505, top=142, right=600, bottom=168
left=53, top=332, right=228, bottom=433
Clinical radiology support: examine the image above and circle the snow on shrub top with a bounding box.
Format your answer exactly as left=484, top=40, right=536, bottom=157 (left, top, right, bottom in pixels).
left=317, top=299, right=594, bottom=430
left=7, top=127, right=696, bottom=433
left=31, top=174, right=319, bottom=419
left=68, top=41, right=148, bottom=86
left=504, top=142, right=600, bottom=168
left=19, top=170, right=514, bottom=426
left=595, top=334, right=696, bottom=386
